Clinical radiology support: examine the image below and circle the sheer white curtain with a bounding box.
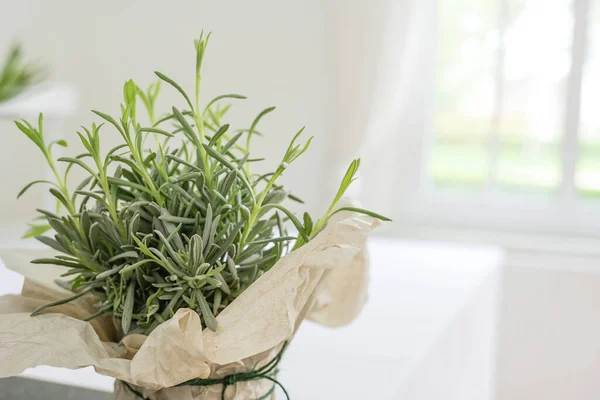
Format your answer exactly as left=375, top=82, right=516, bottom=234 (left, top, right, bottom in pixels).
left=323, top=0, right=433, bottom=222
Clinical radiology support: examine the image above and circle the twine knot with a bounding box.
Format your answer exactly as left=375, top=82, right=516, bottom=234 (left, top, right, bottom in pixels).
left=121, top=342, right=290, bottom=400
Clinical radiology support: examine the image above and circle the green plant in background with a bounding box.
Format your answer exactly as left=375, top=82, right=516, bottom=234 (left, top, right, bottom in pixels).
left=16, top=33, right=389, bottom=337
left=0, top=44, right=45, bottom=103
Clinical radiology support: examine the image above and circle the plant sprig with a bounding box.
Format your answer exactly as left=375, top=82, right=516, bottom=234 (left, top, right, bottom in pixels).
left=0, top=44, right=45, bottom=103
left=17, top=33, right=390, bottom=338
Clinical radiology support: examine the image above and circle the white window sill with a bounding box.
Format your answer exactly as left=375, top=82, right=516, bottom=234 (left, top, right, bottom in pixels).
left=385, top=223, right=600, bottom=273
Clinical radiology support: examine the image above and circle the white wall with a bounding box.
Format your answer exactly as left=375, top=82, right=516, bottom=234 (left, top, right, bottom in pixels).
left=0, top=0, right=332, bottom=226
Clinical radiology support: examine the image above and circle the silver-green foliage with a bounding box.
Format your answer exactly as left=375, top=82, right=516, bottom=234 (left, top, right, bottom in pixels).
left=16, top=33, right=389, bottom=337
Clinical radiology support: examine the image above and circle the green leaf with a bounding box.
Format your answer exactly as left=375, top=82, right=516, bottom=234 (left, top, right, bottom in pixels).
left=109, top=155, right=145, bottom=176
left=303, top=212, right=313, bottom=236
left=139, top=127, right=174, bottom=137
left=172, top=107, right=200, bottom=146
left=107, top=251, right=139, bottom=263
left=287, top=192, right=304, bottom=204
left=107, top=176, right=152, bottom=194
left=222, top=131, right=244, bottom=153
left=35, top=235, right=68, bottom=254
left=330, top=206, right=392, bottom=221
left=17, top=180, right=57, bottom=198
left=158, top=215, right=196, bottom=224
left=91, top=110, right=126, bottom=138
left=122, top=280, right=136, bottom=333
left=31, top=257, right=83, bottom=268
left=204, top=94, right=247, bottom=111
left=31, top=287, right=93, bottom=316
left=22, top=224, right=51, bottom=239
left=248, top=236, right=295, bottom=245
left=95, top=264, right=125, bottom=279
left=246, top=106, right=275, bottom=147
left=123, top=79, right=137, bottom=123
left=195, top=289, right=217, bottom=331
left=120, top=259, right=155, bottom=275
left=202, top=144, right=255, bottom=205
left=15, top=120, right=44, bottom=150
left=262, top=204, right=309, bottom=242
left=208, top=124, right=230, bottom=146
left=73, top=190, right=109, bottom=208
left=58, top=157, right=99, bottom=178
left=208, top=221, right=244, bottom=264
left=155, top=71, right=194, bottom=111
left=189, top=234, right=204, bottom=268
left=165, top=154, right=202, bottom=172
left=49, top=188, right=70, bottom=209
left=49, top=139, right=68, bottom=150
left=203, top=215, right=221, bottom=258
left=329, top=159, right=360, bottom=211
left=104, top=143, right=129, bottom=165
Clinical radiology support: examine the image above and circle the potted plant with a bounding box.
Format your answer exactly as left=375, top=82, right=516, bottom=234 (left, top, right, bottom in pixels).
left=0, top=33, right=388, bottom=400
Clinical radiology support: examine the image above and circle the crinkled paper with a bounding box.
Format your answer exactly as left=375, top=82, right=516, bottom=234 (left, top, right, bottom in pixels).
left=0, top=215, right=378, bottom=399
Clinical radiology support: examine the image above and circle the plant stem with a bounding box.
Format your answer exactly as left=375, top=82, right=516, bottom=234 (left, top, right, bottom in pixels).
left=124, top=125, right=163, bottom=205
left=43, top=150, right=86, bottom=238
left=195, top=62, right=212, bottom=189
left=93, top=159, right=127, bottom=240
left=239, top=167, right=283, bottom=248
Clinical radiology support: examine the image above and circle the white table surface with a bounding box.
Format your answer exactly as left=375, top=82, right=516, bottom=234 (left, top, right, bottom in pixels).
left=0, top=237, right=503, bottom=399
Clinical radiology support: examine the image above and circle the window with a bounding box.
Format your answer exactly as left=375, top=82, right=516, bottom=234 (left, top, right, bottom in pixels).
left=407, top=0, right=600, bottom=236
left=578, top=0, right=600, bottom=196
left=431, top=0, right=572, bottom=194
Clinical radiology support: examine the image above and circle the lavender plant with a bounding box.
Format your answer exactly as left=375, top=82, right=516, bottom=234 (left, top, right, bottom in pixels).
left=16, top=33, right=389, bottom=337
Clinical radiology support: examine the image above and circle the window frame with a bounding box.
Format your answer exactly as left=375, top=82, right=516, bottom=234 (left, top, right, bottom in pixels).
left=394, top=0, right=600, bottom=238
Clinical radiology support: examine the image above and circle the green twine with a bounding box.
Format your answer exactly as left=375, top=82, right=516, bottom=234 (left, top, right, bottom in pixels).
left=121, top=342, right=289, bottom=400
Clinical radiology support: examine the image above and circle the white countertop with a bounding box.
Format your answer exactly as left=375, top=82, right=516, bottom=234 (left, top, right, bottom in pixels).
left=0, top=237, right=503, bottom=398
left=282, top=238, right=502, bottom=399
